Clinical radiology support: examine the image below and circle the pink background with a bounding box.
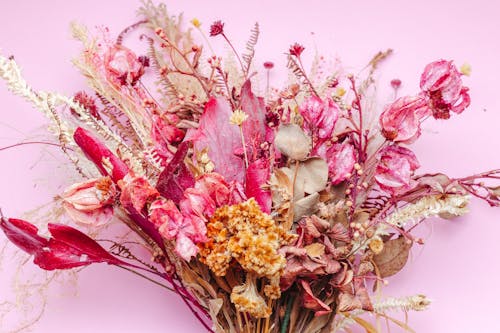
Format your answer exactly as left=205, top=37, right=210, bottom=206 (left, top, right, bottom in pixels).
left=1, top=0, right=500, bottom=332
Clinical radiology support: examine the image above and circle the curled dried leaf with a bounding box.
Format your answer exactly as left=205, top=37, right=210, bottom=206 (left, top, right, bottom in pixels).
left=373, top=236, right=412, bottom=278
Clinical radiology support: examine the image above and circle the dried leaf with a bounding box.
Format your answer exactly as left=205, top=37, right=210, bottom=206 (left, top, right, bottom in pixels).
left=73, top=127, right=129, bottom=183
left=373, top=236, right=412, bottom=278
left=352, top=316, right=379, bottom=333
left=208, top=298, right=225, bottom=333
left=245, top=158, right=271, bottom=213
left=0, top=217, right=126, bottom=271
left=240, top=79, right=267, bottom=153
left=297, top=157, right=329, bottom=194
left=156, top=141, right=195, bottom=204
left=187, top=97, right=245, bottom=183
left=300, top=280, right=332, bottom=316
left=294, top=192, right=320, bottom=222
left=274, top=124, right=311, bottom=161
left=305, top=243, right=326, bottom=258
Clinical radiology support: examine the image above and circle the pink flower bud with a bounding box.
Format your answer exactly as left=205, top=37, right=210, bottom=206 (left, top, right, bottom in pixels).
left=62, top=177, right=116, bottom=226
left=379, top=95, right=430, bottom=143
left=103, top=44, right=144, bottom=86
left=420, top=60, right=470, bottom=119
left=299, top=96, right=339, bottom=140
left=375, top=145, right=420, bottom=195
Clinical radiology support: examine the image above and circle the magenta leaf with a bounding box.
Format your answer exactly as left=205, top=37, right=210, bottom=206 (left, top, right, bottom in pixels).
left=1, top=217, right=126, bottom=271
left=0, top=217, right=48, bottom=255
left=156, top=141, right=195, bottom=204
left=73, top=127, right=129, bottom=182
left=187, top=97, right=245, bottom=183
left=240, top=80, right=267, bottom=158
left=245, top=158, right=271, bottom=213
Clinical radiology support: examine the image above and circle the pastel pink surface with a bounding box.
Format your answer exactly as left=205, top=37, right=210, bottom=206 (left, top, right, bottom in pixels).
left=1, top=1, right=500, bottom=332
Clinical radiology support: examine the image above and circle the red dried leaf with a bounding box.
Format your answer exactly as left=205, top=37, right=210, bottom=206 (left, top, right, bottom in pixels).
left=240, top=80, right=267, bottom=155
left=0, top=218, right=48, bottom=255
left=245, top=158, right=271, bottom=213
left=187, top=98, right=245, bottom=183
left=1, top=217, right=125, bottom=271
left=73, top=127, right=129, bottom=182
left=156, top=141, right=195, bottom=204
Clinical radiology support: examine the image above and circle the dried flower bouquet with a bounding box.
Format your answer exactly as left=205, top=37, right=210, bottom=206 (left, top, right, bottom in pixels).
left=1, top=2, right=499, bottom=332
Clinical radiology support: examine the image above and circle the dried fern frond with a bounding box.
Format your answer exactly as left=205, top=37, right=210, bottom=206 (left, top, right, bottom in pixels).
left=241, top=22, right=259, bottom=77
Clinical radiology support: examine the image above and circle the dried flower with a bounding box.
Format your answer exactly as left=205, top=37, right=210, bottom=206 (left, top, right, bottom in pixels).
left=379, top=95, right=430, bottom=143
left=62, top=177, right=116, bottom=226
left=103, top=44, right=144, bottom=86
left=289, top=43, right=305, bottom=57
left=390, top=78, right=402, bottom=89
left=299, top=96, right=339, bottom=140
left=191, top=18, right=201, bottom=28
left=230, top=274, right=271, bottom=318
left=199, top=198, right=295, bottom=277
left=229, top=109, right=248, bottom=126
left=209, top=20, right=224, bottom=36
left=420, top=59, right=470, bottom=119
left=71, top=91, right=99, bottom=119
left=375, top=145, right=420, bottom=195
left=316, top=142, right=356, bottom=184
left=263, top=61, right=274, bottom=69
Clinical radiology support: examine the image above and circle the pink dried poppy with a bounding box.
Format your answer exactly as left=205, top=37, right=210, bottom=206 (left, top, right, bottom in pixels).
left=119, top=176, right=160, bottom=213
left=209, top=20, right=224, bottom=36
left=149, top=199, right=207, bottom=261
left=321, top=143, right=356, bottom=185
left=375, top=145, right=420, bottom=195
left=62, top=177, right=116, bottom=226
left=103, top=44, right=144, bottom=86
left=194, top=173, right=231, bottom=206
left=180, top=188, right=217, bottom=218
left=289, top=43, right=305, bottom=57
left=379, top=95, right=430, bottom=143
left=299, top=96, right=339, bottom=140
left=420, top=60, right=470, bottom=119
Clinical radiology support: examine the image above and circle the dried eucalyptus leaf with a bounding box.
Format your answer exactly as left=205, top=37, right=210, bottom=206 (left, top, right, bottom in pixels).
left=294, top=192, right=320, bottom=221
left=274, top=124, right=311, bottom=160
left=373, top=236, right=412, bottom=278
left=298, top=157, right=329, bottom=194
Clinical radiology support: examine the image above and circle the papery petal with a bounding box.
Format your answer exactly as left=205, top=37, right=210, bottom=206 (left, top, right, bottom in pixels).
left=379, top=95, right=430, bottom=143
left=327, top=143, right=356, bottom=185
left=375, top=145, right=420, bottom=195
left=120, top=176, right=160, bottom=212
left=63, top=202, right=113, bottom=226
left=174, top=233, right=198, bottom=261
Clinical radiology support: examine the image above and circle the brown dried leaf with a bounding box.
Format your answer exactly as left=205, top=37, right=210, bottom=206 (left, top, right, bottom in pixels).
left=294, top=192, right=320, bottom=222
left=352, top=316, right=379, bottom=333
left=304, top=312, right=332, bottom=333
left=274, top=124, right=311, bottom=160
left=373, top=236, right=412, bottom=278
left=305, top=243, right=326, bottom=258
left=297, top=157, right=329, bottom=194
left=208, top=298, right=225, bottom=333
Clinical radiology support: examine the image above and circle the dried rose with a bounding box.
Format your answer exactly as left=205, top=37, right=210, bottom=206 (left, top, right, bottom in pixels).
left=62, top=177, right=116, bottom=226
left=375, top=145, right=420, bottom=195
left=299, top=96, right=339, bottom=140
left=103, top=44, right=144, bottom=86
left=420, top=59, right=470, bottom=119
left=379, top=95, right=430, bottom=143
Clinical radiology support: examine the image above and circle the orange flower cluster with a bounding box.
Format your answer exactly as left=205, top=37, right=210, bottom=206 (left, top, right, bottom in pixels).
left=199, top=198, right=295, bottom=317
